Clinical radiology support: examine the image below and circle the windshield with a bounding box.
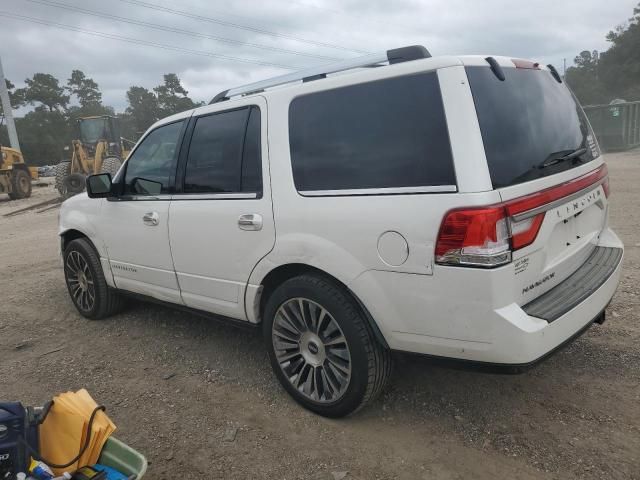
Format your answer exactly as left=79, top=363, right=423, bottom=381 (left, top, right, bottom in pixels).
left=79, top=118, right=109, bottom=144
left=466, top=66, right=598, bottom=189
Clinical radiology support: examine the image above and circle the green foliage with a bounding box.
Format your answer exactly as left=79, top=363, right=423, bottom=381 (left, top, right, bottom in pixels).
left=16, top=73, right=69, bottom=112
left=0, top=109, right=70, bottom=165
left=125, top=73, right=201, bottom=137
left=154, top=73, right=201, bottom=117
left=125, top=86, right=160, bottom=136
left=567, top=2, right=640, bottom=105
left=1, top=69, right=202, bottom=164
left=0, top=79, right=24, bottom=115
left=67, top=70, right=102, bottom=108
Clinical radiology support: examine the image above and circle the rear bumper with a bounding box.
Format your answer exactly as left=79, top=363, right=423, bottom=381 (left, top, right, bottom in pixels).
left=522, top=245, right=622, bottom=322
left=352, top=228, right=624, bottom=365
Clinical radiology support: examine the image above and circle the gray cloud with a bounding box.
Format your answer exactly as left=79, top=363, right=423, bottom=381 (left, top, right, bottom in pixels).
left=1, top=0, right=636, bottom=112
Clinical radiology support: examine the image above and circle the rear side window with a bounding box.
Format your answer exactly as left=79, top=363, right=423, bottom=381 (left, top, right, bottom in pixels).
left=184, top=106, right=262, bottom=194
left=288, top=72, right=455, bottom=192
left=466, top=66, right=597, bottom=189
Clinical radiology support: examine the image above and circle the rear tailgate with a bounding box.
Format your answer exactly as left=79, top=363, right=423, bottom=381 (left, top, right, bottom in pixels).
left=465, top=60, right=611, bottom=308
left=499, top=162, right=609, bottom=306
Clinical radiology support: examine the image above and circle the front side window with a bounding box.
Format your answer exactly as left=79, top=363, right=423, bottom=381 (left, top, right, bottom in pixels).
left=124, top=120, right=184, bottom=195
left=183, top=106, right=262, bottom=194
left=288, top=72, right=456, bottom=192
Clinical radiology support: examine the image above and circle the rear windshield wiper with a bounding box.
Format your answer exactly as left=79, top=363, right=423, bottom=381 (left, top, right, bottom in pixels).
left=539, top=147, right=588, bottom=169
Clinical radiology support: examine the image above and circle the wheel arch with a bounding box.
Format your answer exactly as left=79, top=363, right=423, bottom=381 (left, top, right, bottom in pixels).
left=60, top=228, right=115, bottom=288
left=60, top=228, right=92, bottom=253
left=251, top=263, right=389, bottom=349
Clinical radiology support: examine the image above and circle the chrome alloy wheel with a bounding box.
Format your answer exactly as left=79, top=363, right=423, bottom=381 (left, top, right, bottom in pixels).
left=66, top=250, right=95, bottom=312
left=272, top=298, right=352, bottom=403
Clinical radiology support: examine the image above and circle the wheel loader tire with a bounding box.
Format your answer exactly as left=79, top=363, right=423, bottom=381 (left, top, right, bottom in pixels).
left=63, top=173, right=87, bottom=196
left=100, top=156, right=122, bottom=177
left=8, top=169, right=32, bottom=200
left=55, top=161, right=71, bottom=197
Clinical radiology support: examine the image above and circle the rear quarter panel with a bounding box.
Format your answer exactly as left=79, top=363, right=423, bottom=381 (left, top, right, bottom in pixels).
left=247, top=60, right=500, bottom=333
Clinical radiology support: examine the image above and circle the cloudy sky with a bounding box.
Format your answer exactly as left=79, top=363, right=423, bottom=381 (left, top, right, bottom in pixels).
left=1, top=0, right=637, bottom=113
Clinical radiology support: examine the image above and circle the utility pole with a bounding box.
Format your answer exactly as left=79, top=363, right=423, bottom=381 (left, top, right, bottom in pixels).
left=563, top=58, right=567, bottom=77
left=0, top=55, right=20, bottom=151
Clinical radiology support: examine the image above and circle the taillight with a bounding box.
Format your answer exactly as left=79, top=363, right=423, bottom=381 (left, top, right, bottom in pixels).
left=436, top=165, right=609, bottom=268
left=509, top=214, right=545, bottom=250
left=435, top=206, right=512, bottom=267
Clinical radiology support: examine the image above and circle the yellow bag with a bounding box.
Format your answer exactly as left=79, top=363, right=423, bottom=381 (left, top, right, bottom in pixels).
left=38, top=390, right=116, bottom=475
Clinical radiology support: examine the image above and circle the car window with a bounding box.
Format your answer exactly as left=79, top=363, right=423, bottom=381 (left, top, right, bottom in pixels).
left=241, top=107, right=262, bottom=194
left=466, top=66, right=597, bottom=188
left=288, top=72, right=456, bottom=192
left=124, top=120, right=184, bottom=195
left=183, top=106, right=262, bottom=194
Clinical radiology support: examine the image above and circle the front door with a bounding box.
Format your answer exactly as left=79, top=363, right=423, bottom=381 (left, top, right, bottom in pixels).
left=169, top=100, right=275, bottom=319
left=99, top=119, right=186, bottom=304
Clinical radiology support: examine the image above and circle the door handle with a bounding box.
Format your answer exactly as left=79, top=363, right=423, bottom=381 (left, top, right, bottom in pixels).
left=142, top=211, right=159, bottom=226
left=238, top=213, right=263, bottom=231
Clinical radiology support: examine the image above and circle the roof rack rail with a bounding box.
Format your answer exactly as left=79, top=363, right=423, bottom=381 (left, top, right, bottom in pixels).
left=209, top=45, right=431, bottom=104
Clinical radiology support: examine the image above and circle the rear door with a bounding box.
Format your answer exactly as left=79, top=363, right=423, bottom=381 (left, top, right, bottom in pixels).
left=465, top=63, right=608, bottom=304
left=169, top=98, right=275, bottom=320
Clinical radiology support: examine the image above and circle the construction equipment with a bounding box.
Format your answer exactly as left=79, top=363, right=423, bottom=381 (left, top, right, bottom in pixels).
left=0, top=145, right=33, bottom=200
left=55, top=115, right=131, bottom=197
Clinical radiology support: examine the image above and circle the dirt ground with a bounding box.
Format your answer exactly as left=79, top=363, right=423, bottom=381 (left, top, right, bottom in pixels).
left=1, top=153, right=639, bottom=480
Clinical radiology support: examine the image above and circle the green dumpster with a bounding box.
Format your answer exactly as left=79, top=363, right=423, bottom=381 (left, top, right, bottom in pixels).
left=584, top=101, right=640, bottom=151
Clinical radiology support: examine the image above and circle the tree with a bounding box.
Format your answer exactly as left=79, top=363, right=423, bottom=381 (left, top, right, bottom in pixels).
left=16, top=73, right=69, bottom=112
left=0, top=109, right=70, bottom=165
left=67, top=70, right=102, bottom=108
left=154, top=73, right=200, bottom=117
left=125, top=86, right=160, bottom=135
left=565, top=51, right=607, bottom=105
left=0, top=79, right=24, bottom=115
left=567, top=2, right=640, bottom=105
left=598, top=3, right=640, bottom=101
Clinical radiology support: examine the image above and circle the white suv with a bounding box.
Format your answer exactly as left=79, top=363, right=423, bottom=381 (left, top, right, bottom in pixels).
left=59, top=46, right=624, bottom=417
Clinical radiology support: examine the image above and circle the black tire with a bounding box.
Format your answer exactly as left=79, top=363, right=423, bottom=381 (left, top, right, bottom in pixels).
left=55, top=161, right=71, bottom=197
left=100, top=156, right=122, bottom=176
left=63, top=173, right=87, bottom=195
left=263, top=274, right=392, bottom=417
left=63, top=238, right=126, bottom=320
left=8, top=169, right=31, bottom=199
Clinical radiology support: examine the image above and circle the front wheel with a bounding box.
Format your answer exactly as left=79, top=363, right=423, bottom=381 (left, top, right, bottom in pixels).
left=263, top=274, right=392, bottom=417
left=63, top=238, right=125, bottom=320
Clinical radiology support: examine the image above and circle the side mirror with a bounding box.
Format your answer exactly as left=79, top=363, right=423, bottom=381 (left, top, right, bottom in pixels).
left=86, top=173, right=113, bottom=198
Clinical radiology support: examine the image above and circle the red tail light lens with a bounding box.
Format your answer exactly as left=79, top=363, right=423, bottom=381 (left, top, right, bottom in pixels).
left=436, top=165, right=609, bottom=268
left=509, top=214, right=545, bottom=250
left=435, top=206, right=511, bottom=267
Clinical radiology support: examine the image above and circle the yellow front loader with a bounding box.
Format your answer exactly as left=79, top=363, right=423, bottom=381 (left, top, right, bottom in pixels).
left=0, top=145, right=35, bottom=200
left=55, top=115, right=131, bottom=197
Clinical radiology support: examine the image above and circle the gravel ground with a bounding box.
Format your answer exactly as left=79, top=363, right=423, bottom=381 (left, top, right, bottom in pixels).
left=1, top=152, right=639, bottom=480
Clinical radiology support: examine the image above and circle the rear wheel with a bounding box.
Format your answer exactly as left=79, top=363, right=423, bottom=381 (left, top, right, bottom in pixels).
left=8, top=169, right=31, bottom=199
left=263, top=274, right=392, bottom=417
left=55, top=161, right=71, bottom=197
left=63, top=238, right=126, bottom=320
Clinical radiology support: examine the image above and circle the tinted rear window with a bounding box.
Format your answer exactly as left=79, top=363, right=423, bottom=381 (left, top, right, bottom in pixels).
left=289, top=72, right=456, bottom=192
left=466, top=66, right=597, bottom=189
